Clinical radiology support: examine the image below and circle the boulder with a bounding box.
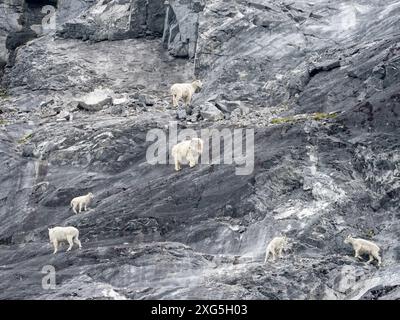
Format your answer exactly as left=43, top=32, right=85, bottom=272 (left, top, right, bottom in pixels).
left=200, top=102, right=224, bottom=121
left=77, top=89, right=113, bottom=111
left=176, top=108, right=187, bottom=120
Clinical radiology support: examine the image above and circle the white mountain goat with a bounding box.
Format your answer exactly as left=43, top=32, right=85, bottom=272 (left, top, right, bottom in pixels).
left=48, top=226, right=82, bottom=254
left=70, top=192, right=94, bottom=214
left=264, top=236, right=288, bottom=263
left=170, top=80, right=203, bottom=108
left=344, top=235, right=382, bottom=266
left=171, top=138, right=204, bottom=171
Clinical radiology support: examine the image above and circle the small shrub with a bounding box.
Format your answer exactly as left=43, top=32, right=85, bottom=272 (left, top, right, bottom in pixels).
left=365, top=229, right=375, bottom=239
left=270, top=116, right=296, bottom=124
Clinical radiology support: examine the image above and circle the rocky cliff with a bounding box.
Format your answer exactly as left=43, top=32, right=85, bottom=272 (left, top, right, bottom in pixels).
left=0, top=0, right=399, bottom=300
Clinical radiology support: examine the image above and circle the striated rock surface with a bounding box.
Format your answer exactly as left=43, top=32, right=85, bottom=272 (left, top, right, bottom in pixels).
left=0, top=0, right=399, bottom=300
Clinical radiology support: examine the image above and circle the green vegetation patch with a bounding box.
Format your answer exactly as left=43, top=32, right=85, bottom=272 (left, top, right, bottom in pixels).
left=312, top=112, right=338, bottom=121
left=271, top=112, right=338, bottom=125
left=18, top=133, right=34, bottom=144
left=270, top=116, right=298, bottom=125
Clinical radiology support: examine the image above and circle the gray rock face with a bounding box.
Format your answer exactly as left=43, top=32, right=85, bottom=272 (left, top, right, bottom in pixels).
left=56, top=0, right=95, bottom=26
left=176, top=107, right=187, bottom=120
left=77, top=89, right=113, bottom=111
left=56, top=0, right=203, bottom=58
left=162, top=0, right=204, bottom=58
left=0, top=0, right=399, bottom=300
left=199, top=102, right=224, bottom=121
left=57, top=0, right=166, bottom=41
left=0, top=0, right=24, bottom=75
left=2, top=36, right=193, bottom=93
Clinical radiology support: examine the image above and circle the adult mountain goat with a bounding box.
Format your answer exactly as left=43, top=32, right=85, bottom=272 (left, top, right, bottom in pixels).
left=48, top=226, right=82, bottom=254
left=264, top=236, right=288, bottom=263
left=170, top=80, right=203, bottom=108
left=171, top=138, right=204, bottom=171
left=344, top=235, right=382, bottom=266
left=70, top=192, right=94, bottom=214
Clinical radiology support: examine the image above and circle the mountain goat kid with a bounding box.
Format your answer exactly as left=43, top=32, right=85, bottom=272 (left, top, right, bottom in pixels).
left=344, top=235, right=382, bottom=266
left=170, top=80, right=203, bottom=108
left=70, top=192, right=94, bottom=214
left=48, top=226, right=82, bottom=254
left=172, top=138, right=204, bottom=171
left=264, top=236, right=288, bottom=263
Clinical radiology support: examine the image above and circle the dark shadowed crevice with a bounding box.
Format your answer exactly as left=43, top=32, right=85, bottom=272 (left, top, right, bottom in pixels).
left=0, top=60, right=6, bottom=83
left=24, top=0, right=58, bottom=26
left=309, top=60, right=341, bottom=78
left=0, top=235, right=13, bottom=245
left=4, top=0, right=58, bottom=69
